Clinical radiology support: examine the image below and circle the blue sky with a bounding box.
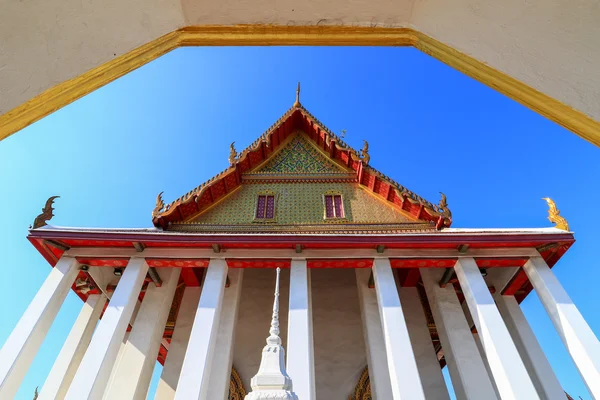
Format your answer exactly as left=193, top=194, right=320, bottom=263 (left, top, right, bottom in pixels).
left=1, top=46, right=598, bottom=399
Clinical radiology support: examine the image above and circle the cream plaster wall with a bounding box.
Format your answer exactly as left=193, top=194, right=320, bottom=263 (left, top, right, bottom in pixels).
left=410, top=0, right=600, bottom=123
left=2, top=0, right=600, bottom=134
left=0, top=0, right=185, bottom=116
left=310, top=269, right=367, bottom=398
left=233, top=268, right=291, bottom=391
left=233, top=268, right=367, bottom=397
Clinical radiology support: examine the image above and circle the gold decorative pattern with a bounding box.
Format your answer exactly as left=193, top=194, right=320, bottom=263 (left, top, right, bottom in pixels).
left=348, top=367, right=371, bottom=400
left=32, top=196, right=59, bottom=229
left=542, top=197, right=569, bottom=231
left=186, top=183, right=414, bottom=226
left=254, top=134, right=346, bottom=175
left=228, top=366, right=247, bottom=400
left=169, top=222, right=435, bottom=234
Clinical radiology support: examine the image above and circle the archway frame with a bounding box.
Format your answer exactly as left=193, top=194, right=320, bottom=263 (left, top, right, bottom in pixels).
left=1, top=25, right=598, bottom=146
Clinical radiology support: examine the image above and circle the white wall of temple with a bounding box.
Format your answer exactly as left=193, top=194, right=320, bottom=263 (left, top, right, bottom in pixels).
left=232, top=268, right=368, bottom=398
left=311, top=269, right=366, bottom=398
left=233, top=268, right=291, bottom=391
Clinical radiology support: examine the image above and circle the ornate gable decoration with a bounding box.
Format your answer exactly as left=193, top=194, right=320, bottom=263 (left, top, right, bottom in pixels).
left=152, top=89, right=452, bottom=230
left=248, top=134, right=350, bottom=176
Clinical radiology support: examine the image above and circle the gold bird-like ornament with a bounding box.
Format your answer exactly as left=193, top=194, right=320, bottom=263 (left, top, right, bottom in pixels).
left=542, top=197, right=569, bottom=231
left=31, top=196, right=59, bottom=229
left=229, top=142, right=238, bottom=166
left=360, top=140, right=370, bottom=165
left=152, top=191, right=165, bottom=218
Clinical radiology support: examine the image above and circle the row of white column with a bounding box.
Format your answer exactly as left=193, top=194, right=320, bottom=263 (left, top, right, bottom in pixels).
left=0, top=257, right=317, bottom=400
left=0, top=254, right=598, bottom=399
left=359, top=257, right=600, bottom=400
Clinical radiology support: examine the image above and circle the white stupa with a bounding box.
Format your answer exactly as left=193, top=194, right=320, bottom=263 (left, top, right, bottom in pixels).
left=245, top=268, right=298, bottom=400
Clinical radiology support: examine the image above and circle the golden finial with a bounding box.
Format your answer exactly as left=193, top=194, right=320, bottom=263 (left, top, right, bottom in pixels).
left=31, top=196, right=59, bottom=229
left=360, top=140, right=370, bottom=164
left=152, top=191, right=165, bottom=218
left=542, top=197, right=569, bottom=231
left=229, top=142, right=238, bottom=165
left=294, top=82, right=301, bottom=107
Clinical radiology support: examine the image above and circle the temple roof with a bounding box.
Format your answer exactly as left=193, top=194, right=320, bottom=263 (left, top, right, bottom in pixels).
left=151, top=90, right=452, bottom=230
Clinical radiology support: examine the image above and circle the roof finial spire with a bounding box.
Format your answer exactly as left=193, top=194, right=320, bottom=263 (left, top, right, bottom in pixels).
left=294, top=82, right=301, bottom=107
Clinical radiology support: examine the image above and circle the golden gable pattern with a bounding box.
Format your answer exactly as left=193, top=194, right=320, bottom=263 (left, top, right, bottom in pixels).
left=252, top=134, right=346, bottom=175
left=187, top=182, right=415, bottom=226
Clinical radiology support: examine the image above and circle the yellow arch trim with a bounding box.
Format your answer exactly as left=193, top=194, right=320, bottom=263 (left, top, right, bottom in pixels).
left=1, top=25, right=598, bottom=146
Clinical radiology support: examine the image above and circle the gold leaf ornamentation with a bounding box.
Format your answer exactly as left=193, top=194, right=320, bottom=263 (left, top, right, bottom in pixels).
left=152, top=192, right=165, bottom=218
left=542, top=197, right=569, bottom=231
left=229, top=142, right=238, bottom=166
left=228, top=366, right=247, bottom=400
left=348, top=367, right=372, bottom=400
left=360, top=140, right=370, bottom=165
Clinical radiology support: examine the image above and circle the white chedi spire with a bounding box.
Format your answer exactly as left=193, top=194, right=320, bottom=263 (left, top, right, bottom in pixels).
left=245, top=268, right=298, bottom=400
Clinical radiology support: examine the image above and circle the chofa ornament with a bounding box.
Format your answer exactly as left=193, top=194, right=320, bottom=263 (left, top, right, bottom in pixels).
left=152, top=191, right=165, bottom=218
left=542, top=197, right=569, bottom=231
left=31, top=196, right=59, bottom=229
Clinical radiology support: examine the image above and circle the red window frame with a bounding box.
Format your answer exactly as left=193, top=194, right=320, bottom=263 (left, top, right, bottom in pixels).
left=324, top=194, right=344, bottom=219
left=256, top=194, right=275, bottom=220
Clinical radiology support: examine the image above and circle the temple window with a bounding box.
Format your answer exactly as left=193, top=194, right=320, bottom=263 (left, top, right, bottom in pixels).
left=254, top=191, right=277, bottom=222
left=323, top=191, right=345, bottom=219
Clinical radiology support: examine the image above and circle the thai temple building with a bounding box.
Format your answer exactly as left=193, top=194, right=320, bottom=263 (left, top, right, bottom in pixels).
left=1, top=87, right=599, bottom=400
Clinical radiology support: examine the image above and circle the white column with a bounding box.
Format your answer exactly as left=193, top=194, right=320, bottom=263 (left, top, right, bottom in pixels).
left=372, top=258, right=426, bottom=399
left=104, top=268, right=181, bottom=400
left=454, top=258, right=539, bottom=399
left=39, top=294, right=107, bottom=400
left=495, top=294, right=565, bottom=399
left=0, top=256, right=79, bottom=399
left=206, top=269, right=244, bottom=399
left=154, top=287, right=202, bottom=400
left=174, top=259, right=228, bottom=400
left=420, top=268, right=498, bottom=400
left=461, top=301, right=502, bottom=398
left=65, top=257, right=149, bottom=400
left=285, top=259, right=316, bottom=400
left=355, top=269, right=393, bottom=400
left=524, top=256, right=600, bottom=397
left=399, top=287, right=450, bottom=400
